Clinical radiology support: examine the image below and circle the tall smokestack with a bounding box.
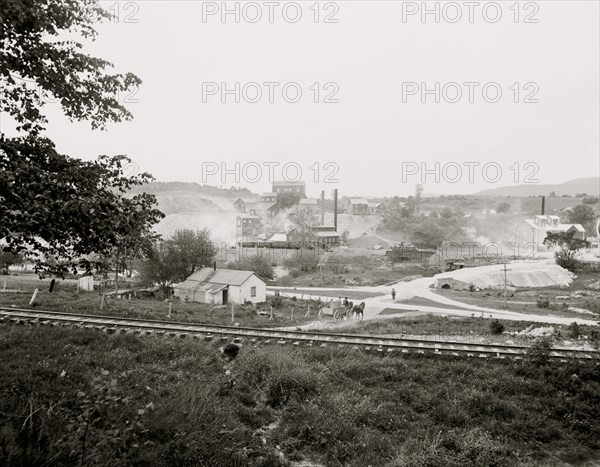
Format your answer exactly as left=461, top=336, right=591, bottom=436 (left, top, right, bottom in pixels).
left=334, top=189, right=338, bottom=231
left=541, top=196, right=545, bottom=215
left=320, top=190, right=325, bottom=225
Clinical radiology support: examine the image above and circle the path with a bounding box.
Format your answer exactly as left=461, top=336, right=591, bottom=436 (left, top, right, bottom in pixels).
left=271, top=261, right=599, bottom=330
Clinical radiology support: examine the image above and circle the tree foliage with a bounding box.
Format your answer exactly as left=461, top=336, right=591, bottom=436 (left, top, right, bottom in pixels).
left=568, top=204, right=596, bottom=233
left=277, top=192, right=302, bottom=210
left=496, top=202, right=511, bottom=214
left=0, top=136, right=164, bottom=275
left=0, top=1, right=161, bottom=276
left=0, top=0, right=141, bottom=133
left=226, top=255, right=274, bottom=280
left=289, top=209, right=318, bottom=247
left=543, top=231, right=590, bottom=272
left=139, top=229, right=217, bottom=290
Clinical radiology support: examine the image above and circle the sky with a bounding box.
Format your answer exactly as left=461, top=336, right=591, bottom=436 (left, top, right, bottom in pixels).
left=2, top=0, right=599, bottom=198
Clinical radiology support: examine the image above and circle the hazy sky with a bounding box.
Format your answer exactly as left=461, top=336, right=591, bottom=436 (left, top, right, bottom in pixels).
left=3, top=0, right=599, bottom=198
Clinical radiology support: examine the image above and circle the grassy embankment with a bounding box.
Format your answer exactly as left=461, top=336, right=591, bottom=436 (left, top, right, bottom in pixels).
left=0, top=276, right=318, bottom=328
left=0, top=324, right=599, bottom=466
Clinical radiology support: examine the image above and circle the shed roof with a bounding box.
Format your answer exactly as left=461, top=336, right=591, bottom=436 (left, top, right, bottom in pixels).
left=348, top=198, right=369, bottom=205
left=233, top=197, right=258, bottom=204
left=185, top=267, right=259, bottom=286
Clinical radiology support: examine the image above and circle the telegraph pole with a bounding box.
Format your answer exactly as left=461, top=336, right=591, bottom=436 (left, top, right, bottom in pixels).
left=502, top=263, right=512, bottom=309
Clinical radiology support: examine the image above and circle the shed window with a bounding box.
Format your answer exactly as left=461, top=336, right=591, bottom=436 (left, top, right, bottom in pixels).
left=251, top=286, right=257, bottom=297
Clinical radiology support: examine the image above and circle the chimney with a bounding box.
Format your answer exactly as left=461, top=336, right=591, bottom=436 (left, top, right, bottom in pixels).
left=320, top=190, right=325, bottom=225
left=541, top=196, right=545, bottom=215
left=333, top=189, right=338, bottom=232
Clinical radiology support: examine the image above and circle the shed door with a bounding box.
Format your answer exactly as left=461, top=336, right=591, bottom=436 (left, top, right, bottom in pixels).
left=222, top=288, right=228, bottom=304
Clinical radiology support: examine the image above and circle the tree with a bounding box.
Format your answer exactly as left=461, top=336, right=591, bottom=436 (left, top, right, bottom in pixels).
left=277, top=192, right=302, bottom=210
left=139, top=229, right=218, bottom=291
left=496, top=202, right=511, bottom=214
left=0, top=251, right=23, bottom=274
left=1, top=0, right=140, bottom=134
left=0, top=1, right=160, bottom=277
left=0, top=136, right=164, bottom=276
left=543, top=231, right=590, bottom=272
left=289, top=210, right=318, bottom=248
left=138, top=241, right=180, bottom=296
left=227, top=255, right=274, bottom=280
left=568, top=204, right=596, bottom=233
left=170, top=228, right=217, bottom=278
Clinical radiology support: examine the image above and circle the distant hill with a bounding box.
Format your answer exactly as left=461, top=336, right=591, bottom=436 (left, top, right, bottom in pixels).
left=475, top=177, right=599, bottom=197
left=130, top=181, right=256, bottom=214
left=128, top=181, right=256, bottom=241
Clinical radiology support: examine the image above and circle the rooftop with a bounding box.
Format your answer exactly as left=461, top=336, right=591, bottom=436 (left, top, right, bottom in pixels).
left=184, top=267, right=259, bottom=286
left=273, top=180, right=306, bottom=186
left=348, top=198, right=369, bottom=205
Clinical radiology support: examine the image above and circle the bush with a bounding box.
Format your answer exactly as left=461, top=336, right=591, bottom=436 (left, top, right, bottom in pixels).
left=288, top=268, right=302, bottom=278
left=270, top=292, right=284, bottom=308
left=489, top=320, right=505, bottom=335
left=526, top=336, right=554, bottom=365
left=568, top=322, right=581, bottom=339
left=227, top=256, right=274, bottom=280
left=537, top=298, right=550, bottom=309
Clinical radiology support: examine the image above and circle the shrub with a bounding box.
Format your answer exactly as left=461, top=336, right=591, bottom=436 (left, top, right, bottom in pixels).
left=537, top=298, right=550, bottom=309
left=489, top=319, right=505, bottom=335
left=288, top=268, right=302, bottom=278
left=568, top=322, right=581, bottom=339
left=270, top=292, right=284, bottom=309
left=526, top=336, right=554, bottom=365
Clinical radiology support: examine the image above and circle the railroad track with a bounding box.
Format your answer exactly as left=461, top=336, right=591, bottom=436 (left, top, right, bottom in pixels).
left=1, top=307, right=598, bottom=361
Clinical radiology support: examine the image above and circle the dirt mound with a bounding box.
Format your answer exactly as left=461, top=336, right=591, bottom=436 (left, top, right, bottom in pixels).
left=435, top=261, right=575, bottom=289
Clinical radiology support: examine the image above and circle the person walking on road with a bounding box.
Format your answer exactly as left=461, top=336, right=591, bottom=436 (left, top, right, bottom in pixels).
left=391, top=288, right=396, bottom=301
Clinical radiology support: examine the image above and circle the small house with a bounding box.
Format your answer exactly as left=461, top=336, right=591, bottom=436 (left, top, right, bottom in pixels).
left=347, top=199, right=369, bottom=215
left=174, top=267, right=266, bottom=305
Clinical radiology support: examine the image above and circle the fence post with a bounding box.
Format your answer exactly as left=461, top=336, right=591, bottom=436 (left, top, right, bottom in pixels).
left=291, top=306, right=294, bottom=322
left=29, top=288, right=39, bottom=306
left=168, top=301, right=172, bottom=318
left=305, top=305, right=311, bottom=317
left=269, top=306, right=273, bottom=320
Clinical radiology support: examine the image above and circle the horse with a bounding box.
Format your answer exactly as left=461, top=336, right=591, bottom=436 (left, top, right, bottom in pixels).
left=352, top=302, right=365, bottom=320
left=335, top=308, right=347, bottom=321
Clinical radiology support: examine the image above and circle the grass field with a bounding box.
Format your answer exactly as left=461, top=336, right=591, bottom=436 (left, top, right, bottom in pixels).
left=341, top=315, right=600, bottom=348
left=0, top=282, right=318, bottom=328
left=1, top=324, right=599, bottom=466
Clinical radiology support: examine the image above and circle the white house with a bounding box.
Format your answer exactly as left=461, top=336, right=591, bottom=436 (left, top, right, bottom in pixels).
left=174, top=267, right=266, bottom=305
left=514, top=215, right=586, bottom=246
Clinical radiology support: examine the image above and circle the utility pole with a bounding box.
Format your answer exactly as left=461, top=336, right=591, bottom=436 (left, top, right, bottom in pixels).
left=502, top=263, right=512, bottom=309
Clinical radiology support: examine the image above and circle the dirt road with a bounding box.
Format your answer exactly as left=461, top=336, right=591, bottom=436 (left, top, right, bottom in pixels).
left=271, top=261, right=599, bottom=330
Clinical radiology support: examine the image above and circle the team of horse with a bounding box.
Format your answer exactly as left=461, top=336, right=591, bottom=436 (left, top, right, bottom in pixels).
left=318, top=300, right=365, bottom=321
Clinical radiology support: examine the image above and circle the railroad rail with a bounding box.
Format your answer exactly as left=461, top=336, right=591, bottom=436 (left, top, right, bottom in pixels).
left=1, top=307, right=598, bottom=361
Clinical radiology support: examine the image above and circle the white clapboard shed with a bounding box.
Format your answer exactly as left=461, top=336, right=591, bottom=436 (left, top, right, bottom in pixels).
left=174, top=267, right=266, bottom=305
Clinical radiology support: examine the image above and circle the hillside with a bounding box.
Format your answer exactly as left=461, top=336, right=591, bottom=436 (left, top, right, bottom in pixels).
left=475, top=177, right=599, bottom=197
left=129, top=182, right=254, bottom=240
left=130, top=181, right=255, bottom=213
